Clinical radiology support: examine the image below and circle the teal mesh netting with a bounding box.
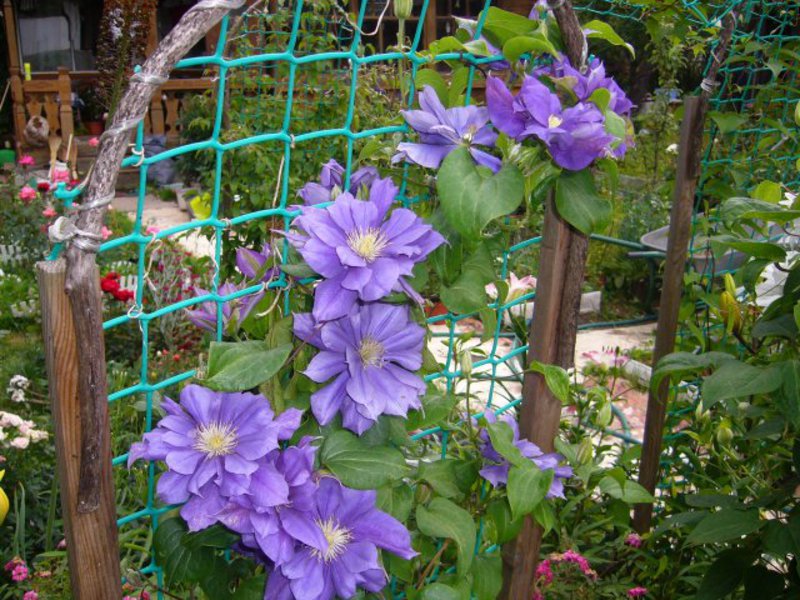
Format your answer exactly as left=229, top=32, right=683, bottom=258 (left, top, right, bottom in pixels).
left=47, top=0, right=800, bottom=595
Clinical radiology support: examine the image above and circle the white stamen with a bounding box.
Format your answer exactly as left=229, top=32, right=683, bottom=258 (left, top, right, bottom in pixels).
left=346, top=227, right=388, bottom=263
left=358, top=337, right=385, bottom=368
left=193, top=422, right=238, bottom=457
left=311, top=517, right=352, bottom=562
left=548, top=114, right=563, bottom=128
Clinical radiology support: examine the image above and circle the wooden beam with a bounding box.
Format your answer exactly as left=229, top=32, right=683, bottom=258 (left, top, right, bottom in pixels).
left=57, top=67, right=74, bottom=139
left=633, top=7, right=740, bottom=533
left=423, top=0, right=437, bottom=50
left=3, top=0, right=26, bottom=146
left=38, top=259, right=121, bottom=600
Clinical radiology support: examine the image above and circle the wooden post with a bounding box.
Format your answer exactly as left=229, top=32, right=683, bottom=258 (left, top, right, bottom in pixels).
left=633, top=8, right=740, bottom=533
left=501, top=2, right=591, bottom=598
left=3, top=0, right=27, bottom=145
left=57, top=67, right=74, bottom=140
left=37, top=259, right=121, bottom=600
left=423, top=0, right=437, bottom=50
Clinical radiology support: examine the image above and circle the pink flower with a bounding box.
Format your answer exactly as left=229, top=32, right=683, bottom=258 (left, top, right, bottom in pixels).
left=23, top=591, right=39, bottom=600
left=628, top=587, right=648, bottom=598
left=533, top=594, right=544, bottom=600
left=19, top=186, right=36, bottom=202
left=535, top=559, right=554, bottom=585
left=88, top=137, right=100, bottom=147
left=51, top=169, right=70, bottom=184
left=101, top=226, right=113, bottom=240
left=42, top=207, right=57, bottom=218
left=9, top=437, right=30, bottom=450
left=35, top=570, right=51, bottom=578
left=4, top=557, right=23, bottom=572
left=56, top=539, right=67, bottom=549
left=485, top=271, right=537, bottom=303
left=625, top=533, right=643, bottom=548
left=145, top=225, right=161, bottom=236
left=122, top=596, right=137, bottom=600
left=18, top=155, right=34, bottom=167
left=11, top=564, right=29, bottom=582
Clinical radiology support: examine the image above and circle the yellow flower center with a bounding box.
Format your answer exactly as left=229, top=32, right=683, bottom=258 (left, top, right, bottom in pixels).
left=548, top=114, right=563, bottom=128
left=358, top=337, right=385, bottom=368
left=346, top=227, right=388, bottom=263
left=312, top=517, right=352, bottom=562
left=193, top=422, right=238, bottom=457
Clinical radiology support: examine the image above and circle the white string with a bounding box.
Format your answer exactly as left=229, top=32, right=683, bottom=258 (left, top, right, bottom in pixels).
left=335, top=0, right=391, bottom=37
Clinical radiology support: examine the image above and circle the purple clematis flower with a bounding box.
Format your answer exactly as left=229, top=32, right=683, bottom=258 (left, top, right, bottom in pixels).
left=185, top=282, right=265, bottom=336
left=393, top=86, right=501, bottom=172
left=288, top=177, right=444, bottom=321
left=294, top=303, right=427, bottom=435
left=264, top=477, right=417, bottom=600
left=537, top=56, right=633, bottom=117
left=127, top=384, right=303, bottom=530
left=218, top=437, right=318, bottom=564
left=298, top=159, right=379, bottom=205
left=237, top=244, right=279, bottom=283
left=486, top=75, right=614, bottom=170
left=478, top=411, right=572, bottom=498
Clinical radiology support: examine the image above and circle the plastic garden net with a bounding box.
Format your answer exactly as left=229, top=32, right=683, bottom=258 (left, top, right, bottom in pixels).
left=48, top=0, right=800, bottom=594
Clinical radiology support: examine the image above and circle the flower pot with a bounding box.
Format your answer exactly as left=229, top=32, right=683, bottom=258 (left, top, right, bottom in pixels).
left=85, top=121, right=104, bottom=135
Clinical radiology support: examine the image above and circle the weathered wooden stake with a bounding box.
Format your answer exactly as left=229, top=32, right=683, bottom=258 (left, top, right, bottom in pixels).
left=38, top=259, right=121, bottom=600
left=501, top=2, right=591, bottom=598
left=633, top=8, right=740, bottom=533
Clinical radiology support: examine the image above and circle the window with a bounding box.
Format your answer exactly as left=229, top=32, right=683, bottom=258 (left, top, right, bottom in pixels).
left=157, top=0, right=206, bottom=58
left=16, top=0, right=103, bottom=71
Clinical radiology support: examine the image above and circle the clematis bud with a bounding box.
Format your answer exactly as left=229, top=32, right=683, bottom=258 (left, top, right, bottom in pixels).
left=596, top=403, right=612, bottom=428
left=577, top=438, right=593, bottom=464
left=393, top=0, right=412, bottom=20
left=460, top=350, right=473, bottom=376
left=716, top=420, right=734, bottom=446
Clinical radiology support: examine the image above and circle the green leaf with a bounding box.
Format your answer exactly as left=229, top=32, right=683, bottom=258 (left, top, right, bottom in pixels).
left=752, top=180, right=783, bottom=203
left=377, top=484, right=414, bottom=522
left=154, top=518, right=220, bottom=586
left=507, top=463, right=554, bottom=520
left=702, top=361, right=782, bottom=410
left=320, top=431, right=409, bottom=489
left=588, top=88, right=612, bottom=113
left=743, top=565, right=785, bottom=600
left=529, top=361, right=570, bottom=403
left=554, top=169, right=612, bottom=235
left=415, top=71, right=449, bottom=106
left=440, top=243, right=495, bottom=314
left=419, top=460, right=463, bottom=499
left=416, top=498, right=478, bottom=575
left=407, top=393, right=459, bottom=430
left=752, top=314, right=798, bottom=341
left=709, top=111, right=748, bottom=134
left=486, top=499, right=523, bottom=544
left=582, top=20, right=635, bottom=56
left=720, top=196, right=800, bottom=224
left=420, top=583, right=462, bottom=600
left=711, top=235, right=786, bottom=262
left=687, top=509, right=762, bottom=545
left=696, top=549, right=751, bottom=600
left=795, top=101, right=800, bottom=127
left=205, top=342, right=292, bottom=392
left=777, top=360, right=800, bottom=427
left=437, top=147, right=525, bottom=239
left=231, top=575, right=267, bottom=600
left=651, top=351, right=735, bottom=390
left=532, top=501, right=557, bottom=535
left=621, top=481, right=656, bottom=504
left=481, top=6, right=537, bottom=47
left=486, top=420, right=527, bottom=467
left=502, top=34, right=558, bottom=63
left=471, top=554, right=503, bottom=600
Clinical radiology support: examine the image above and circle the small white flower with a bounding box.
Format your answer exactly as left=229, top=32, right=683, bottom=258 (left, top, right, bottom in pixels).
left=666, top=143, right=679, bottom=154
left=29, top=430, right=48, bottom=442
left=8, top=375, right=30, bottom=390
left=9, top=390, right=25, bottom=403
left=0, top=412, right=22, bottom=428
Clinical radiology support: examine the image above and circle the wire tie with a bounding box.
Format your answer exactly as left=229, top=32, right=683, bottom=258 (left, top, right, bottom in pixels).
left=130, top=72, right=169, bottom=87
left=48, top=216, right=104, bottom=253
left=195, top=0, right=247, bottom=9
left=701, top=77, right=720, bottom=93
left=69, top=191, right=115, bottom=212
left=289, top=134, right=296, bottom=149
left=131, top=147, right=145, bottom=167
left=126, top=303, right=144, bottom=320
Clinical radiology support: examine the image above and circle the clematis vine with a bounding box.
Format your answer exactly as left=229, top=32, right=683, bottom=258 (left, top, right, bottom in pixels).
left=297, top=158, right=379, bottom=205
left=479, top=410, right=572, bottom=498
left=393, top=85, right=501, bottom=172
left=128, top=384, right=302, bottom=530
left=487, top=74, right=614, bottom=170
left=288, top=177, right=444, bottom=321
left=264, top=477, right=417, bottom=600
left=185, top=282, right=265, bottom=336
left=294, top=302, right=426, bottom=434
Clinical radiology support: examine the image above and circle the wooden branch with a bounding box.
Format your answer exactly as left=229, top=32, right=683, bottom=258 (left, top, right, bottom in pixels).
left=61, top=0, right=243, bottom=512
left=38, top=259, right=121, bottom=599
left=633, top=7, right=739, bottom=533
left=501, top=2, right=590, bottom=599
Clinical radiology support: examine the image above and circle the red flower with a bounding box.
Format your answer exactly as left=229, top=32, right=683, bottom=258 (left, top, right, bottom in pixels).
left=37, top=182, right=50, bottom=192
left=101, top=278, right=120, bottom=293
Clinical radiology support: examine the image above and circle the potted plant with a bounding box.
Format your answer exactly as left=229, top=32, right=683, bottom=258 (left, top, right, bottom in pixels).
left=80, top=87, right=105, bottom=135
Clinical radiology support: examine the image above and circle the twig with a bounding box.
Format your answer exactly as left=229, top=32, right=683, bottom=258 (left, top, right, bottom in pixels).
left=416, top=538, right=450, bottom=589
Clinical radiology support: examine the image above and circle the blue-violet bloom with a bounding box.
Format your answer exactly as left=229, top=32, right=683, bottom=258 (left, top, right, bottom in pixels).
left=486, top=75, right=614, bottom=170
left=294, top=303, right=426, bottom=434
left=288, top=177, right=444, bottom=321
left=237, top=244, right=279, bottom=283
left=298, top=159, right=379, bottom=205
left=264, top=477, right=417, bottom=600
left=127, top=384, right=302, bottom=530
left=185, top=282, right=265, bottom=336
left=479, top=410, right=572, bottom=498
left=393, top=85, right=501, bottom=172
